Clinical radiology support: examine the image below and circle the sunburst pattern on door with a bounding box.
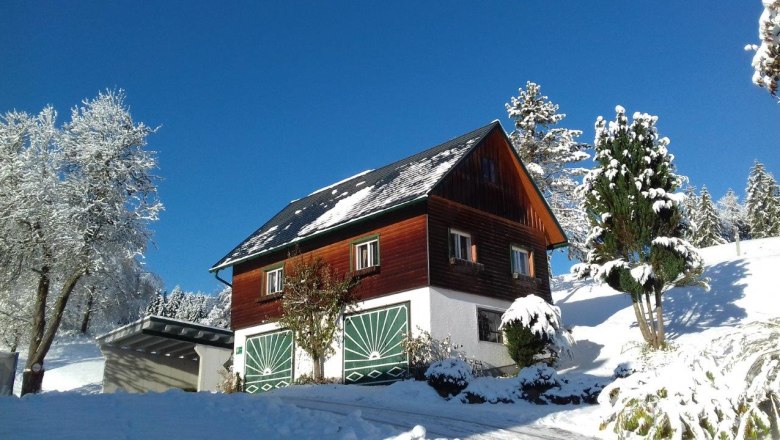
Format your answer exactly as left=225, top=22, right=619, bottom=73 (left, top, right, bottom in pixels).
left=343, top=303, right=409, bottom=385
left=244, top=329, right=293, bottom=393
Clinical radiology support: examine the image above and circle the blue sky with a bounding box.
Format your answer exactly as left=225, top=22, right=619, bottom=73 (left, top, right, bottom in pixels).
left=2, top=2, right=777, bottom=294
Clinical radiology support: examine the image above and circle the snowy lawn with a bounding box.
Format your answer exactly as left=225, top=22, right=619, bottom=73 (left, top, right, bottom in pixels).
left=2, top=238, right=778, bottom=439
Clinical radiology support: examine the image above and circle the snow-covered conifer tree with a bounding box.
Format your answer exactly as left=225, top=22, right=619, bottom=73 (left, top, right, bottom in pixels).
left=574, top=106, right=706, bottom=349
left=716, top=188, right=749, bottom=241
left=202, top=286, right=231, bottom=329
left=145, top=291, right=167, bottom=317
left=680, top=185, right=699, bottom=242
left=746, top=0, right=780, bottom=99
left=745, top=161, right=780, bottom=238
left=505, top=82, right=590, bottom=261
left=691, top=186, right=727, bottom=248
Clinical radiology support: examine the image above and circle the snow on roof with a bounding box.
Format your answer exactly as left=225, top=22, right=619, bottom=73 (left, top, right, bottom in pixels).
left=210, top=121, right=500, bottom=271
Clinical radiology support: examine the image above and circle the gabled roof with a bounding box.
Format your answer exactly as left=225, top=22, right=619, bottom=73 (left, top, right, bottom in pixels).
left=210, top=121, right=568, bottom=272
left=210, top=121, right=500, bottom=271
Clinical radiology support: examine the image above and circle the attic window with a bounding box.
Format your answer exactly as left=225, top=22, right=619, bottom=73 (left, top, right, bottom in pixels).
left=481, top=157, right=497, bottom=184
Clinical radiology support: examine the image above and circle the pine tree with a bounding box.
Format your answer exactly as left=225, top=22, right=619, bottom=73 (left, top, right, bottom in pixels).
left=574, top=106, right=705, bottom=349
left=745, top=161, right=780, bottom=239
left=680, top=185, right=699, bottom=242
left=747, top=1, right=780, bottom=99
left=202, top=286, right=231, bottom=329
left=144, top=291, right=167, bottom=316
left=691, top=186, right=726, bottom=248
left=716, top=188, right=748, bottom=241
left=505, top=82, right=590, bottom=261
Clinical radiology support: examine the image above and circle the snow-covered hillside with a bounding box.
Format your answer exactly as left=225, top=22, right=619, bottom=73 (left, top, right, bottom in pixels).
left=1, top=238, right=778, bottom=439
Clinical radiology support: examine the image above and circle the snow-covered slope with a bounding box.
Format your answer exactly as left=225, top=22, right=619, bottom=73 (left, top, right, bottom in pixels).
left=2, top=238, right=778, bottom=439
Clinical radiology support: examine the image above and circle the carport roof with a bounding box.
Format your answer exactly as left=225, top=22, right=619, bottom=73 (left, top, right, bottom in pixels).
left=96, top=315, right=234, bottom=360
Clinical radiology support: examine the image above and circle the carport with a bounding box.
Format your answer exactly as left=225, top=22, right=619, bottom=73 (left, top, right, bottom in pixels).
left=97, top=315, right=233, bottom=393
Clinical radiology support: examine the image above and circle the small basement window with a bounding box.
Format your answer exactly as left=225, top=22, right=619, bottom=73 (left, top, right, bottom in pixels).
left=477, top=308, right=504, bottom=343
left=354, top=237, right=380, bottom=270
left=511, top=245, right=532, bottom=277
left=266, top=266, right=284, bottom=295
left=450, top=229, right=474, bottom=262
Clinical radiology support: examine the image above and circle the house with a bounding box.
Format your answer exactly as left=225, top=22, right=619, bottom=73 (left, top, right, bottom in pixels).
left=210, top=120, right=566, bottom=393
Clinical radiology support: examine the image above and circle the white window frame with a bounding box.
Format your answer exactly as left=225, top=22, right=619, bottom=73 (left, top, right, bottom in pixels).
left=511, top=245, right=532, bottom=277
left=354, top=238, right=379, bottom=270
left=450, top=229, right=473, bottom=261
left=266, top=267, right=284, bottom=295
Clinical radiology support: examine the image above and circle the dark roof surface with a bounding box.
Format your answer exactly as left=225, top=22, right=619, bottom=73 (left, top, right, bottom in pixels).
left=211, top=121, right=500, bottom=271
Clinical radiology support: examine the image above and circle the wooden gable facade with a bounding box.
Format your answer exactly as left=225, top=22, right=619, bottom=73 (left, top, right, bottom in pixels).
left=223, top=122, right=566, bottom=331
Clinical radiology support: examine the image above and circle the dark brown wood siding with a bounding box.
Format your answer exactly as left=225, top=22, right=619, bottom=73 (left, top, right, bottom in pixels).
left=427, top=196, right=551, bottom=302
left=231, top=204, right=429, bottom=330
left=431, top=128, right=547, bottom=233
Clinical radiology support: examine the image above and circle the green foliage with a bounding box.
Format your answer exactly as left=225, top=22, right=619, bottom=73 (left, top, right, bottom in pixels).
left=278, top=249, right=357, bottom=380
left=576, top=106, right=705, bottom=348
left=503, top=319, right=549, bottom=368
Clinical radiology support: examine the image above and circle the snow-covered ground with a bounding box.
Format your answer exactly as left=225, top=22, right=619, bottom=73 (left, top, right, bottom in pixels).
left=1, top=238, right=777, bottom=439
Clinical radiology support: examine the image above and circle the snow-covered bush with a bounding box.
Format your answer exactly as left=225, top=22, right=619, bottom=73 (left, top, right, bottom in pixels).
left=500, top=295, right=573, bottom=368
left=403, top=327, right=463, bottom=380
left=425, top=358, right=473, bottom=398
left=613, top=361, right=636, bottom=379
left=599, top=319, right=780, bottom=439
left=459, top=365, right=607, bottom=405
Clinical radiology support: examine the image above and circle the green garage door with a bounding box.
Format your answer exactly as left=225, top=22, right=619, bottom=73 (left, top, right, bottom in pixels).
left=343, top=303, right=409, bottom=385
left=244, top=329, right=293, bottom=393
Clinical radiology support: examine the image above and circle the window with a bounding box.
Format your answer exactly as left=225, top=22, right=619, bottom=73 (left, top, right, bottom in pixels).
left=511, top=245, right=532, bottom=277
left=354, top=238, right=379, bottom=270
left=481, top=157, right=497, bottom=184
left=477, top=308, right=504, bottom=343
left=450, top=229, right=473, bottom=261
left=266, top=267, right=284, bottom=295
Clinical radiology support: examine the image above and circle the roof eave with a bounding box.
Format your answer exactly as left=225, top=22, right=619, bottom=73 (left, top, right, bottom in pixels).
left=209, top=196, right=429, bottom=272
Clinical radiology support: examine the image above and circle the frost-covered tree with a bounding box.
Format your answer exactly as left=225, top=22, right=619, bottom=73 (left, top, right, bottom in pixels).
left=499, top=295, right=573, bottom=368
left=680, top=185, right=699, bottom=242
left=692, top=186, right=727, bottom=248
left=506, top=82, right=590, bottom=261
left=0, top=91, right=161, bottom=394
left=278, top=251, right=357, bottom=380
left=202, top=286, right=231, bottom=329
left=717, top=188, right=749, bottom=241
left=746, top=0, right=780, bottom=99
left=145, top=291, right=168, bottom=317
left=745, top=161, right=780, bottom=238
left=574, top=106, right=706, bottom=349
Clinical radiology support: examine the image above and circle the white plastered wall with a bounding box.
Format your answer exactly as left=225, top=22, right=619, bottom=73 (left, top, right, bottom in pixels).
left=233, top=286, right=433, bottom=382
left=428, top=286, right=514, bottom=369
left=232, top=285, right=514, bottom=382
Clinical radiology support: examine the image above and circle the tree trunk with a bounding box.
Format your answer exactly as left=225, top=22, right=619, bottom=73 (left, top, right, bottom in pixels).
left=21, top=269, right=84, bottom=395
left=654, top=285, right=666, bottom=347
left=631, top=298, right=653, bottom=343
left=80, top=287, right=95, bottom=334
left=313, top=355, right=324, bottom=381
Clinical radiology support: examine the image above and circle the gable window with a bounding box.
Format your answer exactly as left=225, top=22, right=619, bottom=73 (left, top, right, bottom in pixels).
left=477, top=308, right=504, bottom=343
left=354, top=237, right=380, bottom=270
left=449, top=229, right=474, bottom=261
left=481, top=157, right=497, bottom=184
left=511, top=245, right=532, bottom=277
left=266, top=266, right=284, bottom=295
